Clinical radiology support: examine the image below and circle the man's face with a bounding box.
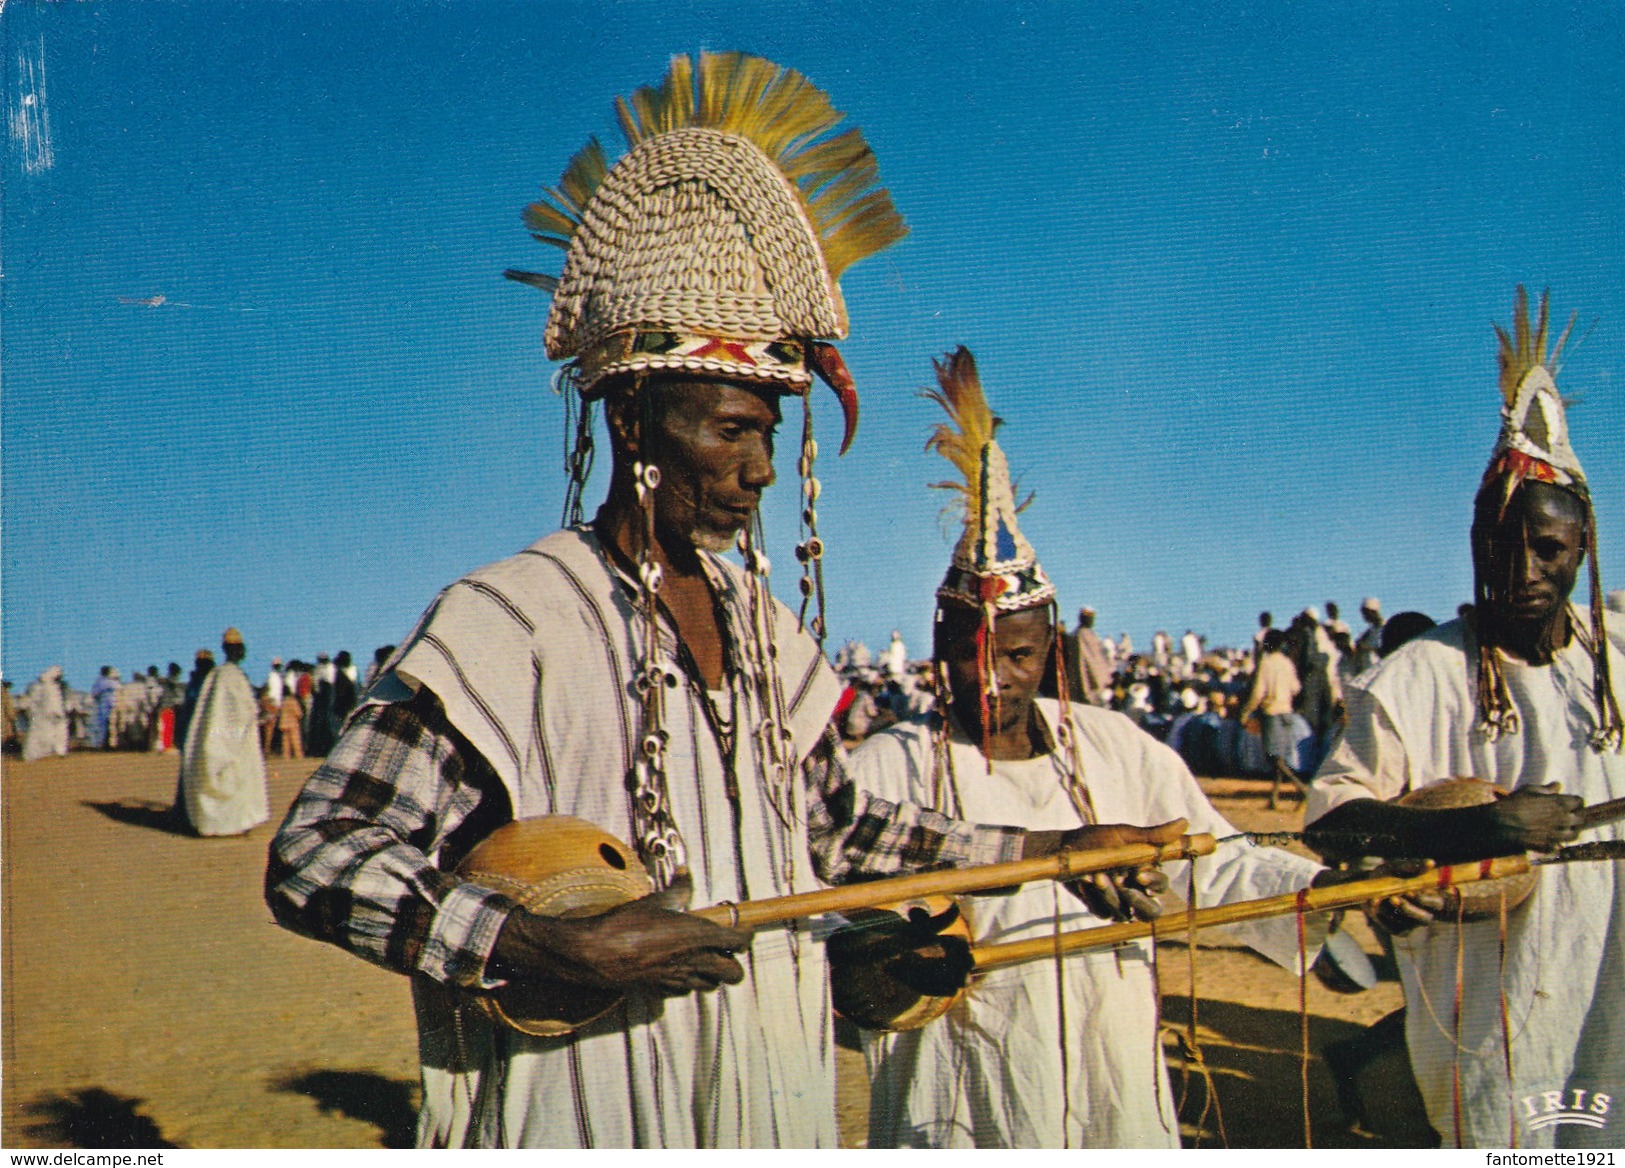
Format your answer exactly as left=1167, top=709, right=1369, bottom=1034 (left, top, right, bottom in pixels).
left=937, top=606, right=1053, bottom=737
left=1473, top=480, right=1587, bottom=634
left=643, top=379, right=781, bottom=552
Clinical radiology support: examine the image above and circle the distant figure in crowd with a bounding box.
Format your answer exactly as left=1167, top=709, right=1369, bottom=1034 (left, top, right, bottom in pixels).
left=1349, top=597, right=1384, bottom=671
left=1180, top=628, right=1202, bottom=676
left=277, top=686, right=305, bottom=760
left=1292, top=607, right=1342, bottom=768
left=1240, top=628, right=1302, bottom=807
left=89, top=666, right=119, bottom=749
left=22, top=666, right=70, bottom=761
left=362, top=644, right=395, bottom=693
left=305, top=653, right=337, bottom=757
left=1116, top=630, right=1133, bottom=659
left=1073, top=607, right=1114, bottom=704
left=111, top=669, right=151, bottom=750
left=175, top=627, right=268, bottom=836
left=330, top=650, right=359, bottom=733
left=175, top=650, right=215, bottom=751
left=1377, top=610, right=1435, bottom=658
left=1, top=680, right=18, bottom=753
left=1323, top=600, right=1351, bottom=639
left=1253, top=610, right=1273, bottom=659
left=883, top=630, right=909, bottom=680
left=152, top=664, right=185, bottom=752
left=260, top=657, right=285, bottom=753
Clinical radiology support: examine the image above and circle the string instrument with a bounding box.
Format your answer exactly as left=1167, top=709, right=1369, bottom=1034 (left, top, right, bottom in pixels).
left=1391, top=778, right=1625, bottom=919
left=454, top=814, right=1216, bottom=1037
left=830, top=854, right=1535, bottom=1032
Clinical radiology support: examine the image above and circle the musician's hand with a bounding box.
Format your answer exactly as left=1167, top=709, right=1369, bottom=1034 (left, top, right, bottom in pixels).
left=826, top=900, right=974, bottom=997
left=1469, top=783, right=1582, bottom=855
left=1021, top=819, right=1183, bottom=921
left=1022, top=817, right=1189, bottom=860
left=1365, top=858, right=1451, bottom=935
left=1068, top=865, right=1167, bottom=922
left=491, top=886, right=753, bottom=997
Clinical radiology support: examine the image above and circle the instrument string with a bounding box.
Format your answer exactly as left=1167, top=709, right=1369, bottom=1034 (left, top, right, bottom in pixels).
left=1295, top=888, right=1311, bottom=1149
left=1052, top=879, right=1073, bottom=1149
left=1148, top=916, right=1168, bottom=1137
left=1452, top=893, right=1466, bottom=1148
left=1161, top=855, right=1227, bottom=1148
left=1499, top=888, right=1516, bottom=1149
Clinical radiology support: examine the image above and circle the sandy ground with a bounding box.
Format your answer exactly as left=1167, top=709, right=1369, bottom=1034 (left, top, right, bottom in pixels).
left=2, top=751, right=1437, bottom=1149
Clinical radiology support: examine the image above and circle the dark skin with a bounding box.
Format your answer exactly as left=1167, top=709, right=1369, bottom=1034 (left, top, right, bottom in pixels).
left=1304, top=481, right=1586, bottom=930
left=936, top=606, right=1184, bottom=922
left=491, top=377, right=1188, bottom=991
left=490, top=376, right=779, bottom=997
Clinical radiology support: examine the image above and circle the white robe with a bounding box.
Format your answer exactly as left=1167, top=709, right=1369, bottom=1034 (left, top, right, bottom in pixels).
left=177, top=661, right=269, bottom=836
left=22, top=669, right=69, bottom=761
left=848, top=699, right=1323, bottom=1148
left=389, top=527, right=841, bottom=1148
left=1309, top=617, right=1625, bottom=1148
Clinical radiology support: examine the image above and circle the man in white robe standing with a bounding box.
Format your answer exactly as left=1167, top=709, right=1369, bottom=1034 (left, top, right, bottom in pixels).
left=828, top=350, right=1326, bottom=1148
left=265, top=57, right=1177, bottom=1151
left=1306, top=289, right=1620, bottom=1148
left=22, top=666, right=70, bottom=761
left=177, top=627, right=269, bottom=836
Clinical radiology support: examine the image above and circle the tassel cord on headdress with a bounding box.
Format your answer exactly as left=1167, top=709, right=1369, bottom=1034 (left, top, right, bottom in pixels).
left=558, top=363, right=595, bottom=528
left=793, top=393, right=830, bottom=646
left=1582, top=511, right=1624, bottom=750
left=1047, top=599, right=1090, bottom=813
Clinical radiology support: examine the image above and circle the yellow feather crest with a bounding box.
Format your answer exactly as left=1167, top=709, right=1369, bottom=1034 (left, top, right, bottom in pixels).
left=523, top=52, right=906, bottom=277
left=1493, top=285, right=1576, bottom=405
left=923, top=347, right=1002, bottom=501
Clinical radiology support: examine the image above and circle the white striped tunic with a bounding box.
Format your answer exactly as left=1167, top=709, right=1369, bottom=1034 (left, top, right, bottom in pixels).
left=391, top=526, right=842, bottom=1148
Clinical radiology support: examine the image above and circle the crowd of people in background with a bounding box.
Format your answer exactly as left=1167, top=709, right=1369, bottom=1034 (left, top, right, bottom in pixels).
left=12, top=592, right=1624, bottom=780
left=2, top=642, right=398, bottom=763
left=827, top=596, right=1467, bottom=792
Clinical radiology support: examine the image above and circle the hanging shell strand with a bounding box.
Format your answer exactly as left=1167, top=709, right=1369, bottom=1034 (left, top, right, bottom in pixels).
left=794, top=393, right=829, bottom=645
left=628, top=457, right=687, bottom=887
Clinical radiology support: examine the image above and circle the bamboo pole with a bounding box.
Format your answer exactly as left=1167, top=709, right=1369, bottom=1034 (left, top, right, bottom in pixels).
left=691, top=833, right=1218, bottom=929
left=969, top=854, right=1533, bottom=970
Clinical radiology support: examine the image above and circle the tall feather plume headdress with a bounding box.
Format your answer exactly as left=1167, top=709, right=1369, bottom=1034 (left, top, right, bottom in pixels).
left=1473, top=286, right=1620, bottom=751
left=924, top=347, right=1085, bottom=797
left=926, top=347, right=1055, bottom=613
left=1483, top=285, right=1584, bottom=515
left=505, top=51, right=907, bottom=457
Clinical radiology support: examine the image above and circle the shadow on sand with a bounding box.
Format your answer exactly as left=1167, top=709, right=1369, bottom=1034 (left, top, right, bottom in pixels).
left=21, top=1087, right=181, bottom=1148
left=82, top=799, right=192, bottom=837
left=270, top=1069, right=418, bottom=1149
left=1160, top=995, right=1438, bottom=1148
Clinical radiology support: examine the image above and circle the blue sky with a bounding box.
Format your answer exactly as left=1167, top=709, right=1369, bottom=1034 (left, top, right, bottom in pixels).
left=4, top=0, right=1622, bottom=690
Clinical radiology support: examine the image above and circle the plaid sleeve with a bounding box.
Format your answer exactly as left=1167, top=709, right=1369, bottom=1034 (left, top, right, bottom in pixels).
left=803, top=725, right=1025, bottom=883
left=264, top=687, right=519, bottom=989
